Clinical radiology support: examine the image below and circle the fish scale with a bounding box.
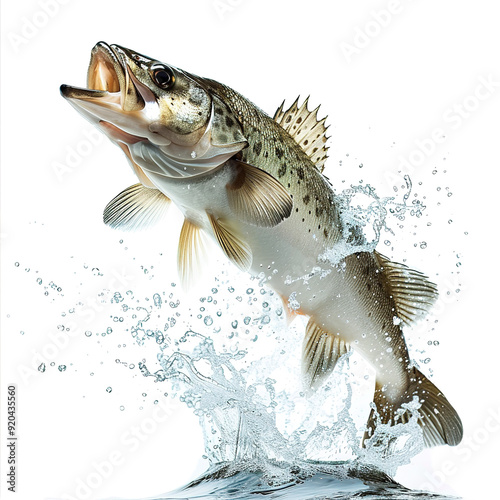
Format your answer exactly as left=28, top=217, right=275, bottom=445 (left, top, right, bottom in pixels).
left=61, top=41, right=463, bottom=449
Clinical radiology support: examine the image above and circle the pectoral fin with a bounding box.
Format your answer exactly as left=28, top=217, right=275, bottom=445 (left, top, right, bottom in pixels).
left=103, top=184, right=170, bottom=231
left=302, top=318, right=350, bottom=391
left=226, top=159, right=293, bottom=227
left=207, top=213, right=252, bottom=271
left=177, top=219, right=211, bottom=290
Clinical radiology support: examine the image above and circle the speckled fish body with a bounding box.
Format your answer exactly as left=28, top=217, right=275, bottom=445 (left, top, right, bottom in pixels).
left=61, top=42, right=462, bottom=448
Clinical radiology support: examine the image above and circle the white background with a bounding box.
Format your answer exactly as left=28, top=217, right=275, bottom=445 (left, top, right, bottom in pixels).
left=1, top=1, right=500, bottom=499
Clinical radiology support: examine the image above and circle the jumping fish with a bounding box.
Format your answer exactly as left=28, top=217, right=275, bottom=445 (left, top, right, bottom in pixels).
left=60, top=42, right=463, bottom=447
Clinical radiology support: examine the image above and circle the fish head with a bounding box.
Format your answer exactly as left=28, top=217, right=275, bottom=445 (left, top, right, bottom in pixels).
left=61, top=42, right=247, bottom=178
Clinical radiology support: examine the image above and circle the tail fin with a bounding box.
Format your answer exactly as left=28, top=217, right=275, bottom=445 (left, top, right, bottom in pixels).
left=364, top=367, right=463, bottom=448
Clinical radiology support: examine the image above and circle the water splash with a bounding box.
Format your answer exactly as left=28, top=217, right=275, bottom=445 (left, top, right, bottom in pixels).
left=321, top=176, right=427, bottom=266
left=13, top=174, right=460, bottom=499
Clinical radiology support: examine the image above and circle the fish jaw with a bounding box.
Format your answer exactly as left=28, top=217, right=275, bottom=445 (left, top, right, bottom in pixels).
left=60, top=42, right=167, bottom=147
left=60, top=42, right=248, bottom=180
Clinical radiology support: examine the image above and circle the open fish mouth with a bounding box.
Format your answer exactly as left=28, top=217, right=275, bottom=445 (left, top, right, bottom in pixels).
left=87, top=42, right=123, bottom=94
left=60, top=42, right=151, bottom=143
left=61, top=42, right=126, bottom=104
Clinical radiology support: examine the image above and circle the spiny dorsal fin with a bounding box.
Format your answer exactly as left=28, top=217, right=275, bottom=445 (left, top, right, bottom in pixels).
left=302, top=318, right=350, bottom=391
left=103, top=184, right=170, bottom=231
left=207, top=213, right=252, bottom=271
left=226, top=159, right=293, bottom=227
left=177, top=219, right=211, bottom=291
left=274, top=96, right=329, bottom=172
left=375, top=252, right=438, bottom=326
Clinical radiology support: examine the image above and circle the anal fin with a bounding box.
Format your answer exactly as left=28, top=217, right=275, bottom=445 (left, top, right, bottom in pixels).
left=302, top=318, right=350, bottom=391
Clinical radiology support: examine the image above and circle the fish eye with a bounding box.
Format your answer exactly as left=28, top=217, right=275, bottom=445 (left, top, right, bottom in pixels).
left=150, top=64, right=175, bottom=90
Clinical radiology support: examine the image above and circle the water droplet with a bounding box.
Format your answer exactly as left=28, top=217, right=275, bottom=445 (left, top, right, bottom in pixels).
left=106, top=387, right=112, bottom=393
left=38, top=363, right=46, bottom=373
left=153, top=293, right=162, bottom=308
left=120, top=406, right=125, bottom=411
left=204, top=316, right=213, bottom=326
left=420, top=242, right=427, bottom=249
left=85, top=331, right=92, bottom=337
left=58, top=365, right=67, bottom=372
left=14, top=262, right=19, bottom=267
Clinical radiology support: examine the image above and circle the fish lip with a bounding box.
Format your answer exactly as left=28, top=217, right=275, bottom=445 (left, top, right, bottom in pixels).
left=59, top=84, right=108, bottom=99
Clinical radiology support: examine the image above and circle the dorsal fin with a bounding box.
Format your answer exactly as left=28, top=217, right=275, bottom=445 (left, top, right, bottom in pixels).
left=103, top=184, right=170, bottom=231
left=274, top=96, right=329, bottom=172
left=375, top=252, right=439, bottom=326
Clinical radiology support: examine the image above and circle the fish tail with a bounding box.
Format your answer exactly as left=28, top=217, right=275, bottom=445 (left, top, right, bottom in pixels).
left=363, top=367, right=463, bottom=448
